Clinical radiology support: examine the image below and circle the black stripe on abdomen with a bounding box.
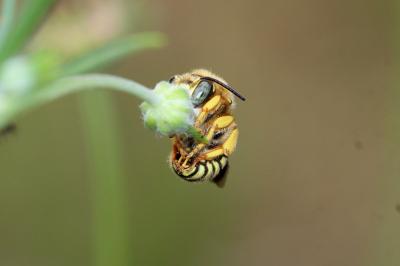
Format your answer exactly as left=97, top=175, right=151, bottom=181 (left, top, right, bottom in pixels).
left=177, top=156, right=228, bottom=182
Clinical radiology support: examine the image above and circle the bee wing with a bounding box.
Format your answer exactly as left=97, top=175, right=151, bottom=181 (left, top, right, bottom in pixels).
left=211, top=162, right=229, bottom=188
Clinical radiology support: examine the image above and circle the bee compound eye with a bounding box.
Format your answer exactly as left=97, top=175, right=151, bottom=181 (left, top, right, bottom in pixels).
left=191, top=80, right=213, bottom=107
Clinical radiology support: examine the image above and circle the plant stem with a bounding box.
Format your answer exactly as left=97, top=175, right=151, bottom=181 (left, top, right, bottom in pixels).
left=34, top=74, right=160, bottom=106
left=0, top=0, right=15, bottom=46
left=187, top=126, right=209, bottom=144
left=79, top=91, right=130, bottom=266
left=0, top=74, right=160, bottom=128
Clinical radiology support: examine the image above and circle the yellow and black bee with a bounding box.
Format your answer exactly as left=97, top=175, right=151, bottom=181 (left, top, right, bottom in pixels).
left=169, top=69, right=245, bottom=187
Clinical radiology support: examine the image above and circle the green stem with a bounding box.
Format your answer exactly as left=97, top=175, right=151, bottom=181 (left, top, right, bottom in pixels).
left=79, top=91, right=130, bottom=266
left=33, top=74, right=160, bottom=106
left=0, top=74, right=160, bottom=128
left=187, top=126, right=209, bottom=144
left=0, top=0, right=15, bottom=46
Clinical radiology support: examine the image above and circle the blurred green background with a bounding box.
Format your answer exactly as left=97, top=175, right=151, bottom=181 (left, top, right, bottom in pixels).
left=0, top=0, right=398, bottom=265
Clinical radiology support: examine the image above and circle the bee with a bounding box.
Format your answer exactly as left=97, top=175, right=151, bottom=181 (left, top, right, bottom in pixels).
left=169, top=69, right=245, bottom=187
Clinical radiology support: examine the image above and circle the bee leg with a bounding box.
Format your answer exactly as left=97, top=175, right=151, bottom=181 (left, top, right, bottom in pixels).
left=222, top=128, right=239, bottom=156
left=182, top=116, right=235, bottom=167
left=207, top=116, right=234, bottom=139
left=172, top=136, right=188, bottom=164
left=194, top=95, right=223, bottom=128
left=203, top=147, right=224, bottom=160
left=182, top=145, right=204, bottom=167
left=203, top=129, right=238, bottom=158
left=177, top=147, right=187, bottom=164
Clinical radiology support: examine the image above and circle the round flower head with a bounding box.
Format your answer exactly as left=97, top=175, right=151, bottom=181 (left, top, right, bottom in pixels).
left=140, top=81, right=194, bottom=136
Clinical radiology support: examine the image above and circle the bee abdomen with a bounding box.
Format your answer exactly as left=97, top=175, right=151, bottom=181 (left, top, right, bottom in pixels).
left=176, top=156, right=228, bottom=182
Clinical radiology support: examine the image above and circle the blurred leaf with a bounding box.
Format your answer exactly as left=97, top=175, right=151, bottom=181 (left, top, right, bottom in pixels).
left=0, top=0, right=16, bottom=46
left=0, top=0, right=56, bottom=62
left=60, top=32, right=167, bottom=76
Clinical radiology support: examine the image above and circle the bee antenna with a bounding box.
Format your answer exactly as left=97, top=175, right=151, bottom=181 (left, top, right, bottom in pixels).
left=200, top=77, right=246, bottom=101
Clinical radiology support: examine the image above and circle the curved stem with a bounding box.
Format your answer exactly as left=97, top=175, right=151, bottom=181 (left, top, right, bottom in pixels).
left=0, top=74, right=160, bottom=128
left=34, top=74, right=160, bottom=106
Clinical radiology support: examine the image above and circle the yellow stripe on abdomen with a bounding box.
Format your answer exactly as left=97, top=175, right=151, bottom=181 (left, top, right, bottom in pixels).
left=212, top=161, right=221, bottom=178
left=186, top=164, right=206, bottom=181
left=175, top=156, right=228, bottom=182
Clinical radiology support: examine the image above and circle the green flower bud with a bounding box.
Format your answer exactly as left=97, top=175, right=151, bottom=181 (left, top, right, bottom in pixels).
left=140, top=81, right=194, bottom=136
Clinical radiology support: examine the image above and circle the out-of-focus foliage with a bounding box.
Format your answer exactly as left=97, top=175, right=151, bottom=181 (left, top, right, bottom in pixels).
left=0, top=2, right=167, bottom=266
left=0, top=0, right=165, bottom=128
